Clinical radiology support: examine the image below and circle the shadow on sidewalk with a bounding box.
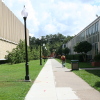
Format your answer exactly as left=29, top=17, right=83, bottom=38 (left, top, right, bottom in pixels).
left=65, top=70, right=72, bottom=72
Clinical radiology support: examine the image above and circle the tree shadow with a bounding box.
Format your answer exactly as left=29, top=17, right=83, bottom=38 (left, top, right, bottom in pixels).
left=95, top=81, right=100, bottom=87
left=94, top=81, right=100, bottom=88
left=0, top=80, right=24, bottom=82
left=86, top=70, right=100, bottom=77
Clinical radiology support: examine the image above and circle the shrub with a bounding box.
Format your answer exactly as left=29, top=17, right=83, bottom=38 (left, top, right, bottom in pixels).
left=31, top=48, right=40, bottom=60
left=67, top=54, right=84, bottom=62
left=94, top=53, right=100, bottom=62
left=74, top=41, right=92, bottom=61
left=5, top=40, right=30, bottom=64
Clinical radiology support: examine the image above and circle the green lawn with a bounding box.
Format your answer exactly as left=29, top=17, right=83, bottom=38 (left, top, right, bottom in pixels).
left=0, top=60, right=46, bottom=100
left=56, top=59, right=94, bottom=69
left=56, top=58, right=100, bottom=92
left=74, top=70, right=100, bottom=92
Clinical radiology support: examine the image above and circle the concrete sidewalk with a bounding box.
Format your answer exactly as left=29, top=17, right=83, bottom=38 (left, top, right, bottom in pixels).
left=25, top=59, right=100, bottom=100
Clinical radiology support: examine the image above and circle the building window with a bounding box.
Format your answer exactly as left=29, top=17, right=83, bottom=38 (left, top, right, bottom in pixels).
left=92, top=24, right=95, bottom=34
left=95, top=43, right=98, bottom=55
left=95, top=22, right=98, bottom=33
left=86, top=29, right=88, bottom=38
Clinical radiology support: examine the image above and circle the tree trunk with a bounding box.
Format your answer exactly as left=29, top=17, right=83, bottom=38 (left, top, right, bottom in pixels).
left=82, top=53, right=86, bottom=62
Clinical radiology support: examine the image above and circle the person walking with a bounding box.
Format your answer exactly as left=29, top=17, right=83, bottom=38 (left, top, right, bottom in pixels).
left=61, top=54, right=66, bottom=67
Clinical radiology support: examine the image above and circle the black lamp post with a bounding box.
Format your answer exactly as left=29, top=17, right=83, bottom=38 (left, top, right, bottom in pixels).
left=44, top=46, right=47, bottom=62
left=39, top=37, right=42, bottom=65
left=21, top=6, right=30, bottom=82
left=43, top=44, right=45, bottom=62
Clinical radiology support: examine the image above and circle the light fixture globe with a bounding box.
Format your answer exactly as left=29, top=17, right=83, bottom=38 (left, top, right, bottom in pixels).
left=39, top=36, right=42, bottom=40
left=21, top=6, right=28, bottom=18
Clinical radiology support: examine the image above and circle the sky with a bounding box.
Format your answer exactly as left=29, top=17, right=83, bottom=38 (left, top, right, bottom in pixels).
left=2, top=0, right=100, bottom=38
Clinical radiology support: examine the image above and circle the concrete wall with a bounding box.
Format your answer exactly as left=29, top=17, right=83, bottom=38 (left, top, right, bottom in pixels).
left=0, top=40, right=16, bottom=59
left=0, top=0, right=29, bottom=59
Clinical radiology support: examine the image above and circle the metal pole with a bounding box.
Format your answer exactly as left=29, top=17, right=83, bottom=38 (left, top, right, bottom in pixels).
left=40, top=41, right=42, bottom=65
left=23, top=17, right=30, bottom=81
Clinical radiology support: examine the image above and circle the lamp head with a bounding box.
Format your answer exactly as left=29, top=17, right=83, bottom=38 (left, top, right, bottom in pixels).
left=21, top=5, right=28, bottom=18
left=43, top=43, right=45, bottom=46
left=39, top=36, right=42, bottom=40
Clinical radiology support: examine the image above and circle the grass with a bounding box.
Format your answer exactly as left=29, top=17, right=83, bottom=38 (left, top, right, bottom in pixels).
left=56, top=59, right=94, bottom=69
left=74, top=70, right=100, bottom=92
left=56, top=58, right=100, bottom=92
left=0, top=60, right=46, bottom=100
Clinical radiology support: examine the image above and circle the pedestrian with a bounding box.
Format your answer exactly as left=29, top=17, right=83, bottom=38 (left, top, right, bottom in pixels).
left=61, top=54, right=66, bottom=67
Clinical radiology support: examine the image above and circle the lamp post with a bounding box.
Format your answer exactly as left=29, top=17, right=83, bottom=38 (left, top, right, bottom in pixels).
left=21, top=6, right=30, bottom=81
left=43, top=44, right=45, bottom=62
left=44, top=46, right=47, bottom=62
left=39, top=37, right=42, bottom=65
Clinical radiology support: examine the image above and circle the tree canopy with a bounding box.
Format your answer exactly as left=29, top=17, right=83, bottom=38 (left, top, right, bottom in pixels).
left=74, top=41, right=92, bottom=54
left=5, top=33, right=73, bottom=64
left=29, top=33, right=73, bottom=56
left=74, top=41, right=92, bottom=61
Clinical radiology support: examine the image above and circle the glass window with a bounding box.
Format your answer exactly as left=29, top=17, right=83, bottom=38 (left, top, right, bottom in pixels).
left=97, top=22, right=98, bottom=32
left=86, top=29, right=87, bottom=38
left=89, top=27, right=91, bottom=36
left=95, top=43, right=98, bottom=55
left=88, top=28, right=89, bottom=37
left=86, top=29, right=88, bottom=38
left=83, top=32, right=85, bottom=40
left=95, top=22, right=98, bottom=32
left=91, top=26, right=93, bottom=35
left=93, top=24, right=95, bottom=34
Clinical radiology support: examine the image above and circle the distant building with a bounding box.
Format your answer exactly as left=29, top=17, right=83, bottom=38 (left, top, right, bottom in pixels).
left=64, top=17, right=100, bottom=59
left=0, top=1, right=29, bottom=59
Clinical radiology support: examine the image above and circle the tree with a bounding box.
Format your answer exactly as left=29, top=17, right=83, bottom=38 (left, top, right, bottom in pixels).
left=31, top=47, right=40, bottom=60
left=5, top=40, right=30, bottom=64
left=64, top=36, right=74, bottom=43
left=63, top=47, right=70, bottom=55
left=29, top=33, right=73, bottom=57
left=42, top=44, right=50, bottom=57
left=56, top=45, right=63, bottom=55
left=74, top=41, right=92, bottom=61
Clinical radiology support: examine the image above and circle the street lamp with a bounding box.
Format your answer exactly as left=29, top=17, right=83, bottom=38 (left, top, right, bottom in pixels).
left=21, top=6, right=31, bottom=82
left=44, top=46, right=47, bottom=62
left=43, top=44, right=45, bottom=62
left=39, top=37, right=42, bottom=65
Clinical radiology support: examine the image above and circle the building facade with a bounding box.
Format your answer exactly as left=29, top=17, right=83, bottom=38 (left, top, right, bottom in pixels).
left=64, top=17, right=100, bottom=59
left=0, top=1, right=29, bottom=59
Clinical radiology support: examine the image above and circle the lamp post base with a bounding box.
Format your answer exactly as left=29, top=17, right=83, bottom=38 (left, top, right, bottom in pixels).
left=25, top=76, right=31, bottom=82
left=24, top=79, right=31, bottom=82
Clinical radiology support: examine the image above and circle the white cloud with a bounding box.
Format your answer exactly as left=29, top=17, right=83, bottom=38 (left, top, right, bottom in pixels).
left=3, top=0, right=100, bottom=37
left=44, top=24, right=57, bottom=34
left=29, top=33, right=34, bottom=37
left=42, top=12, right=51, bottom=21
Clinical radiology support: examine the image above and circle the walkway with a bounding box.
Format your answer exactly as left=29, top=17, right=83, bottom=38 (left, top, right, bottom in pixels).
left=25, top=59, right=100, bottom=100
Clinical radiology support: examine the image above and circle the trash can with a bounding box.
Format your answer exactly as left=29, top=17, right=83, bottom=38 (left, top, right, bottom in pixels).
left=71, top=60, right=79, bottom=70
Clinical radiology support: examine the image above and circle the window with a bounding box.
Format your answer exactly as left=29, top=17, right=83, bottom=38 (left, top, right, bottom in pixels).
left=95, top=43, right=98, bottom=55
left=82, top=32, right=85, bottom=40
left=92, top=24, right=95, bottom=34
left=89, top=27, right=91, bottom=36
left=95, top=22, right=98, bottom=32
left=86, top=29, right=88, bottom=38
left=91, top=25, right=93, bottom=35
